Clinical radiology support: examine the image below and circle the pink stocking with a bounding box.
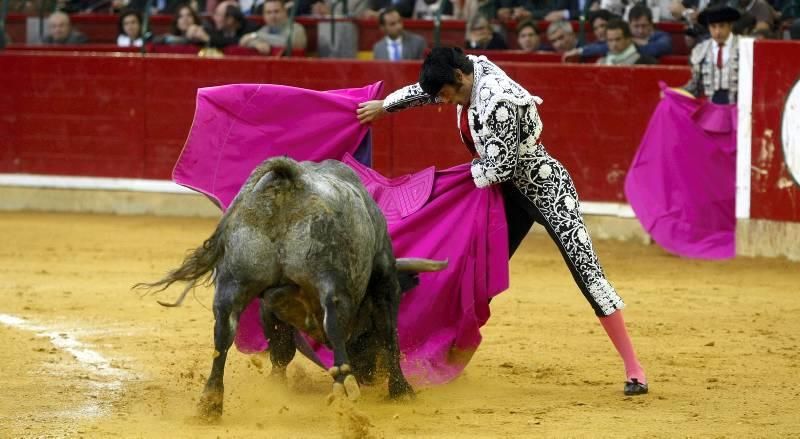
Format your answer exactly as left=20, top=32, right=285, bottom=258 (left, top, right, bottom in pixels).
left=599, top=310, right=646, bottom=383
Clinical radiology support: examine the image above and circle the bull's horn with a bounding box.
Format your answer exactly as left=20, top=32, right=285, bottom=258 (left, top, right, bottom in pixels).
left=395, top=258, right=448, bottom=272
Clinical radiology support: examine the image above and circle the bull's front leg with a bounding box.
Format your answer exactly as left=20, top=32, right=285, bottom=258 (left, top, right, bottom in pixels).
left=198, top=275, right=244, bottom=420
left=320, top=280, right=361, bottom=403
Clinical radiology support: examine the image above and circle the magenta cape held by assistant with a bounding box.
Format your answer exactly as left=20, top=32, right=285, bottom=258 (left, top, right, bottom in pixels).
left=624, top=85, right=736, bottom=259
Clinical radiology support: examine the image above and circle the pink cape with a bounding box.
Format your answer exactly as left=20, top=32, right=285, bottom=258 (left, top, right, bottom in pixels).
left=624, top=84, right=736, bottom=259
left=173, top=83, right=509, bottom=386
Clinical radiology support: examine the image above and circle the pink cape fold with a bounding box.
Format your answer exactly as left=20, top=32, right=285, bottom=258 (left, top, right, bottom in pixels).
left=173, top=82, right=383, bottom=208
left=624, top=84, right=736, bottom=259
left=172, top=82, right=510, bottom=386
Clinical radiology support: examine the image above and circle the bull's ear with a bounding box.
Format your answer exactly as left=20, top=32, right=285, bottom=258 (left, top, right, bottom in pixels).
left=397, top=272, right=420, bottom=293
left=253, top=171, right=277, bottom=193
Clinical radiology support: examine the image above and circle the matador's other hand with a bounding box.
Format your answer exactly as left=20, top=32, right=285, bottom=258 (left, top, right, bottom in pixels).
left=356, top=100, right=386, bottom=124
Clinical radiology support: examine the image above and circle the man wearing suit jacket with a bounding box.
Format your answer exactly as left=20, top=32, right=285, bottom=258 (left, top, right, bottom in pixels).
left=373, top=7, right=427, bottom=61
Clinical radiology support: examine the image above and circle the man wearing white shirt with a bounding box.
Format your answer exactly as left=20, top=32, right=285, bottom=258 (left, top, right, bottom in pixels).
left=683, top=5, right=741, bottom=104
left=372, top=7, right=427, bottom=61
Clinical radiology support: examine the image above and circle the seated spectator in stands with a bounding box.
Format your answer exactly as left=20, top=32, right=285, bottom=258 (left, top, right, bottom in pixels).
left=187, top=1, right=259, bottom=49
left=124, top=0, right=186, bottom=15
left=628, top=4, right=672, bottom=57
left=751, top=28, right=774, bottom=38
left=372, top=7, right=427, bottom=60
left=792, top=19, right=800, bottom=39
left=546, top=19, right=577, bottom=53
left=516, top=20, right=543, bottom=51
left=413, top=0, right=455, bottom=19
left=117, top=9, right=145, bottom=47
left=598, top=18, right=657, bottom=64
left=540, top=0, right=601, bottom=22
left=239, top=0, right=307, bottom=54
left=43, top=11, right=88, bottom=44
left=466, top=14, right=508, bottom=49
left=496, top=0, right=534, bottom=22
left=154, top=3, right=203, bottom=44
left=736, top=0, right=778, bottom=31
left=459, top=0, right=500, bottom=22
left=562, top=9, right=615, bottom=60
left=239, top=0, right=266, bottom=15
left=293, top=0, right=370, bottom=16
left=361, top=0, right=415, bottom=18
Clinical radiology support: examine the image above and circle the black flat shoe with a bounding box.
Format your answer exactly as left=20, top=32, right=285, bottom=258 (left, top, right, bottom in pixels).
left=624, top=378, right=648, bottom=396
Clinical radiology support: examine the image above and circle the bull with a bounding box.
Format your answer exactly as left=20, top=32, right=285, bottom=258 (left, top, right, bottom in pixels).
left=136, top=157, right=446, bottom=419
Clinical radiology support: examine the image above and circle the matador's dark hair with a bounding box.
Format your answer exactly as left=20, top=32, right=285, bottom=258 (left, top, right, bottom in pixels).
left=419, top=47, right=475, bottom=97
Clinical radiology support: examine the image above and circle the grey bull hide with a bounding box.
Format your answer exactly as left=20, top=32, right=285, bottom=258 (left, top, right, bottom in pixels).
left=136, top=157, right=447, bottom=419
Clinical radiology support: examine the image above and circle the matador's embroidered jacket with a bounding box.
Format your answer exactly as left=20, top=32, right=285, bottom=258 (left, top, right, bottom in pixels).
left=383, top=55, right=544, bottom=189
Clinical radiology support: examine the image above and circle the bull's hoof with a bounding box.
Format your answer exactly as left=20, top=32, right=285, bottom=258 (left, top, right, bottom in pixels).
left=198, top=390, right=224, bottom=420
left=326, top=382, right=347, bottom=405
left=328, top=366, right=341, bottom=378
left=326, top=374, right=361, bottom=405
left=343, top=374, right=361, bottom=402
left=388, top=379, right=415, bottom=401
left=269, top=367, right=288, bottom=382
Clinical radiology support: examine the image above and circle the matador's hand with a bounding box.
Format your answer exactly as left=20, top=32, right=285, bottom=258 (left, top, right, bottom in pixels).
left=356, top=100, right=386, bottom=124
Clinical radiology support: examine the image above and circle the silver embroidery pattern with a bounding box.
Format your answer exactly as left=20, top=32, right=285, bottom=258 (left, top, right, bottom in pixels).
left=383, top=83, right=441, bottom=112
left=513, top=144, right=625, bottom=315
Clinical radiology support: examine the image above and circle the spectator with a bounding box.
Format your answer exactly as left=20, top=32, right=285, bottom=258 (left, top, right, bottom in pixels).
left=683, top=5, right=741, bottom=104
left=562, top=9, right=615, bottom=60
left=154, top=3, right=204, bottom=44
left=361, top=0, right=416, bottom=18
left=628, top=4, right=672, bottom=57
left=497, top=0, right=534, bottom=22
left=516, top=19, right=543, bottom=51
left=598, top=18, right=657, bottom=64
left=125, top=0, right=188, bottom=14
left=542, top=0, right=601, bottom=22
left=117, top=9, right=145, bottom=47
left=546, top=19, right=577, bottom=52
left=413, top=0, right=455, bottom=19
left=459, top=0, right=500, bottom=21
left=466, top=14, right=508, bottom=49
left=187, top=1, right=259, bottom=49
left=372, top=6, right=427, bottom=60
left=792, top=19, right=800, bottom=38
left=239, top=0, right=307, bottom=54
left=751, top=27, right=774, bottom=37
left=297, top=0, right=371, bottom=16
left=43, top=11, right=88, bottom=44
left=239, top=0, right=266, bottom=15
left=737, top=0, right=778, bottom=31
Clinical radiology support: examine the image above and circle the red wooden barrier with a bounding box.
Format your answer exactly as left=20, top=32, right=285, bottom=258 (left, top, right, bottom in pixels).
left=0, top=51, right=691, bottom=203
left=750, top=41, right=800, bottom=222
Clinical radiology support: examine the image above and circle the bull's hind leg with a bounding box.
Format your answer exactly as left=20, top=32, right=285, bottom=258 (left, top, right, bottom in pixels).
left=198, top=274, right=252, bottom=420
left=319, top=278, right=361, bottom=403
left=259, top=294, right=296, bottom=381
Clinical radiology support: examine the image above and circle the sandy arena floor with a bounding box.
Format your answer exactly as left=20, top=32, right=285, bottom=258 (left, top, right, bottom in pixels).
left=1, top=211, right=799, bottom=438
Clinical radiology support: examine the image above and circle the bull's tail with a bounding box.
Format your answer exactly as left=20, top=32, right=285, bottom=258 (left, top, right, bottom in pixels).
left=250, top=157, right=303, bottom=193
left=133, top=216, right=228, bottom=307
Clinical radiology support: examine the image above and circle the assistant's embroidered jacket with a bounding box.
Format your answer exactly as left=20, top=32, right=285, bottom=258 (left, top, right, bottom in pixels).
left=683, top=35, right=740, bottom=103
